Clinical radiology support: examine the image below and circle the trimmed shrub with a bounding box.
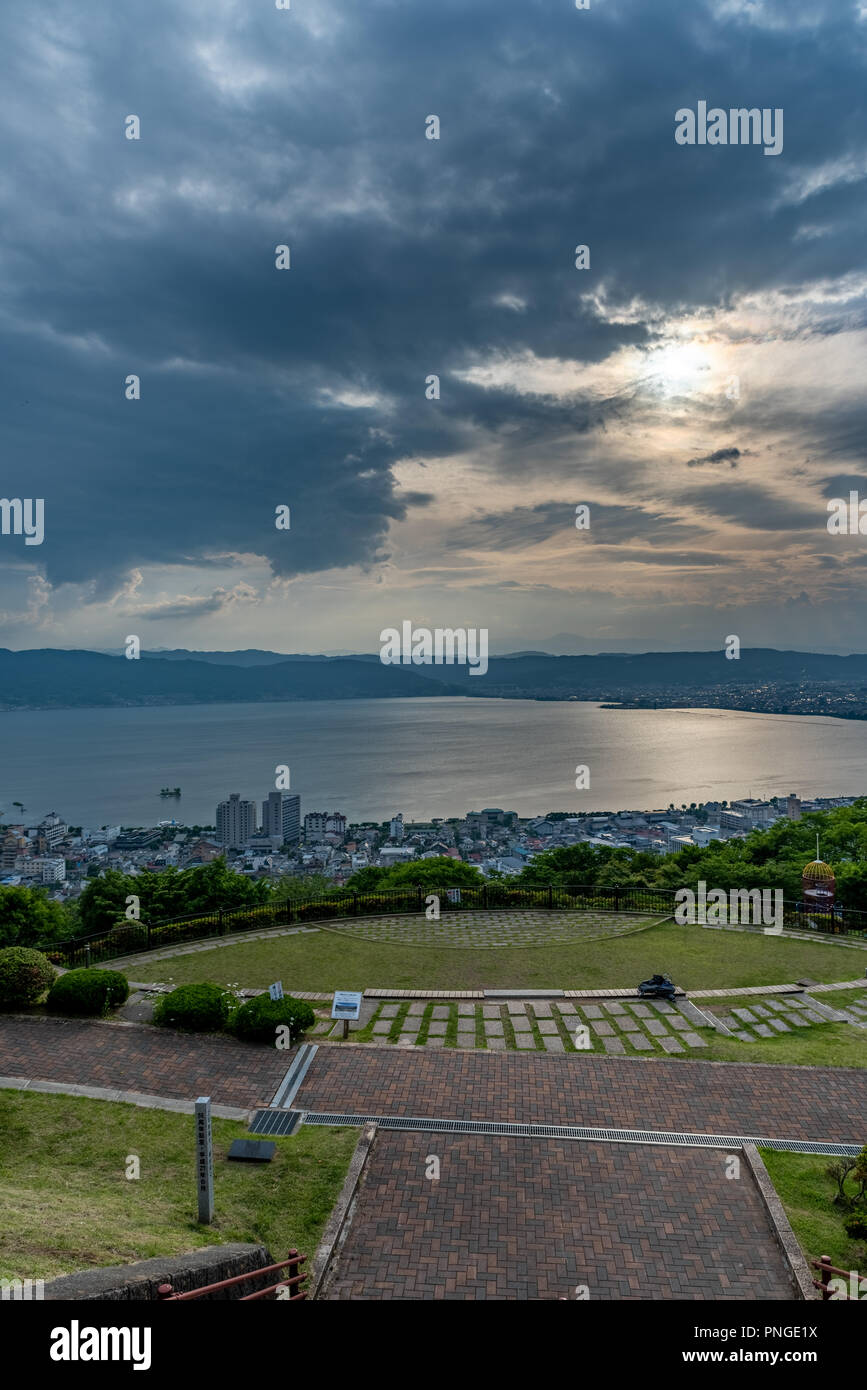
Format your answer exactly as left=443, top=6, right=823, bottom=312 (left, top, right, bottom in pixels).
left=46, top=968, right=129, bottom=1017
left=0, top=946, right=56, bottom=1008
left=152, top=982, right=231, bottom=1032
left=230, top=993, right=315, bottom=1045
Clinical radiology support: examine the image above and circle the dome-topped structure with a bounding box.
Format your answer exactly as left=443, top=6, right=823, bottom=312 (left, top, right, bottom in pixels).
left=803, top=858, right=834, bottom=882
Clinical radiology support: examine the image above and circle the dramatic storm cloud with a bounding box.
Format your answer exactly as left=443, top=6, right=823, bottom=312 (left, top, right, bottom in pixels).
left=1, top=0, right=866, bottom=651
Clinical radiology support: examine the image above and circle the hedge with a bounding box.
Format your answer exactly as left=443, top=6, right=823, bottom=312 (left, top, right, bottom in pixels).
left=0, top=947, right=56, bottom=1008
left=46, top=968, right=129, bottom=1016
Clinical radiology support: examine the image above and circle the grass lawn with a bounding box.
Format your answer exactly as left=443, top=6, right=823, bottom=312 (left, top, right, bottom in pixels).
left=673, top=1024, right=867, bottom=1069
left=0, top=1090, right=358, bottom=1282
left=127, top=917, right=867, bottom=992
left=760, top=1148, right=867, bottom=1279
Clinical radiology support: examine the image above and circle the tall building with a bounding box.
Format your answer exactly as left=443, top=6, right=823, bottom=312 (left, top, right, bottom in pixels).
left=389, top=813, right=404, bottom=842
left=216, top=793, right=257, bottom=849
left=786, top=793, right=802, bottom=821
left=261, top=792, right=301, bottom=844
left=304, top=811, right=328, bottom=838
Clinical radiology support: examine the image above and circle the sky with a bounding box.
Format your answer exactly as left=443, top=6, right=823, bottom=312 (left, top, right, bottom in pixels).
left=1, top=0, right=867, bottom=655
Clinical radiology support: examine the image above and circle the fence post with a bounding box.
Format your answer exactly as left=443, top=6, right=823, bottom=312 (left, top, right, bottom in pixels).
left=85, top=943, right=91, bottom=969
left=482, top=883, right=487, bottom=908
left=416, top=884, right=423, bottom=911
left=353, top=893, right=359, bottom=917
left=819, top=1255, right=833, bottom=1300
left=547, top=885, right=553, bottom=909
left=218, top=908, right=224, bottom=936
left=157, top=1283, right=174, bottom=1300
left=146, top=920, right=151, bottom=951
left=614, top=885, right=621, bottom=911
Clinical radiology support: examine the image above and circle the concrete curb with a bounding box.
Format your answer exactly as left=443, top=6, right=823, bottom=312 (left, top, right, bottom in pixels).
left=741, top=1143, right=818, bottom=1300
left=0, top=1075, right=249, bottom=1120
left=309, top=1121, right=377, bottom=1299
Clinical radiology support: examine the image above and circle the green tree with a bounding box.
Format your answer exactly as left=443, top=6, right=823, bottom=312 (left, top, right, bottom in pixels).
left=0, top=886, right=72, bottom=948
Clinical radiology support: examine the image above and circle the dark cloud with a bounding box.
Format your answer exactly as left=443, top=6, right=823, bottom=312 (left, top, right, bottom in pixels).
left=686, top=447, right=745, bottom=469
left=679, top=483, right=820, bottom=532
left=0, top=0, right=865, bottom=609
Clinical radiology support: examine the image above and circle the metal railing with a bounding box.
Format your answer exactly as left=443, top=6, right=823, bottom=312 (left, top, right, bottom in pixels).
left=157, top=1250, right=307, bottom=1301
left=36, top=882, right=867, bottom=968
left=810, top=1255, right=865, bottom=1300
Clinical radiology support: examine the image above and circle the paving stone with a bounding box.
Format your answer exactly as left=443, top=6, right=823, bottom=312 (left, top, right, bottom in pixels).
left=372, top=1021, right=392, bottom=1034
left=603, top=1003, right=627, bottom=1015
left=426, top=1036, right=445, bottom=1048
left=484, top=1021, right=504, bottom=1036
left=507, top=1002, right=527, bottom=1016
left=431, top=1006, right=450, bottom=1019
left=732, top=1008, right=758, bottom=1023
left=395, top=1036, right=416, bottom=1047
left=457, top=1004, right=476, bottom=1017
left=644, top=1019, right=668, bottom=1036
left=514, top=1036, right=539, bottom=1049
left=427, top=1021, right=447, bottom=1035
left=407, top=1002, right=426, bottom=1016
left=630, top=1004, right=652, bottom=1017
left=766, top=1017, right=791, bottom=1032
left=783, top=1013, right=810, bottom=1027
left=751, top=1005, right=773, bottom=1018
left=379, top=1004, right=400, bottom=1018
left=753, top=1023, right=774, bottom=1038
left=620, top=1019, right=641, bottom=1032
left=650, top=1001, right=676, bottom=1014
left=556, top=1004, right=577, bottom=1015
left=583, top=1005, right=604, bottom=1018
left=482, top=1005, right=501, bottom=1019
left=590, top=1021, right=615, bottom=1036
left=602, top=1037, right=626, bottom=1055
left=512, top=1017, right=532, bottom=1032
left=730, top=1031, right=751, bottom=1042
left=658, top=1036, right=684, bottom=1053
left=668, top=1016, right=690, bottom=1031
left=719, top=1014, right=741, bottom=1029
left=532, top=1003, right=553, bottom=1018
left=457, top=1025, right=476, bottom=1036
left=682, top=1032, right=707, bottom=1048
left=542, top=1036, right=565, bottom=1052
left=763, top=1000, right=791, bottom=1013
left=801, top=1009, right=827, bottom=1023
left=485, top=1036, right=507, bottom=1050
left=629, top=1035, right=654, bottom=1050
left=538, top=1020, right=559, bottom=1035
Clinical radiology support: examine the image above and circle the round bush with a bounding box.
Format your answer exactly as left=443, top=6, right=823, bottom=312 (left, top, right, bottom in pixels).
left=46, top=968, right=129, bottom=1017
left=152, top=982, right=231, bottom=1032
left=0, top=946, right=56, bottom=1008
left=231, top=993, right=315, bottom=1044
left=843, top=1211, right=867, bottom=1240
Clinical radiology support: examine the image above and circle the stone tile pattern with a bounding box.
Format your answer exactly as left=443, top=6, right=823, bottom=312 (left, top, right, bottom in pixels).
left=324, top=1132, right=794, bottom=1301
left=322, top=909, right=651, bottom=950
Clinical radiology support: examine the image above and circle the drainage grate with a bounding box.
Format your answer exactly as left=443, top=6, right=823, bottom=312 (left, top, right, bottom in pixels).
left=270, top=1042, right=318, bottom=1109
left=300, top=1111, right=860, bottom=1157
left=249, top=1108, right=303, bottom=1136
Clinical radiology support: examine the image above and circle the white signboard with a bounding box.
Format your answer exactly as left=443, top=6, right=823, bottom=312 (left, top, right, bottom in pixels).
left=268, top=981, right=284, bottom=1001
left=447, top=888, right=461, bottom=904
left=331, top=990, right=363, bottom=1020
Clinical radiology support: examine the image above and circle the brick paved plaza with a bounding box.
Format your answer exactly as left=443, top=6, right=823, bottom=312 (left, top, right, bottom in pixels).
left=323, top=1132, right=795, bottom=1300
left=295, top=1045, right=867, bottom=1143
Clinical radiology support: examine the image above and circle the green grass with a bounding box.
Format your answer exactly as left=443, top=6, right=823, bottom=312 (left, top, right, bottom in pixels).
left=0, top=1090, right=358, bottom=1282
left=129, top=918, right=867, bottom=992
left=671, top=1022, right=867, bottom=1069
left=809, top=987, right=867, bottom=1011
left=760, top=1149, right=867, bottom=1278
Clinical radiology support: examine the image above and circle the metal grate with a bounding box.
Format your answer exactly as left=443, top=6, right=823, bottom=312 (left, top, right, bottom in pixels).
left=300, top=1111, right=860, bottom=1157
left=249, top=1108, right=303, bottom=1136
left=271, top=1043, right=318, bottom=1109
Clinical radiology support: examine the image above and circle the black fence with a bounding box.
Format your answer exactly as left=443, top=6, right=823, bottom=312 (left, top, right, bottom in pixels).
left=37, top=882, right=867, bottom=968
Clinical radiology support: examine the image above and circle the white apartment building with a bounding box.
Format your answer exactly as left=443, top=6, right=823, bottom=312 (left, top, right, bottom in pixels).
left=216, top=793, right=258, bottom=849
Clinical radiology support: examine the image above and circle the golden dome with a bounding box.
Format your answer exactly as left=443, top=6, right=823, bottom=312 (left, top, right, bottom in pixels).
left=803, top=859, right=834, bottom=881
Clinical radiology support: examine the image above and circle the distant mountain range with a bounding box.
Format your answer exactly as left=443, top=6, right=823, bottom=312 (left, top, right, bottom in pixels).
left=2, top=645, right=867, bottom=711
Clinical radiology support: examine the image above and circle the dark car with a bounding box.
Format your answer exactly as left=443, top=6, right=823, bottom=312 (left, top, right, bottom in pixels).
left=637, top=973, right=677, bottom=999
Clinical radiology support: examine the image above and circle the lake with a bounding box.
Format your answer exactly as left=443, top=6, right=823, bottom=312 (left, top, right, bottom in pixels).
left=0, top=698, right=865, bottom=827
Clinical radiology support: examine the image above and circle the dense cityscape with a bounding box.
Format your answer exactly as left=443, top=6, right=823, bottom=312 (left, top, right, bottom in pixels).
left=2, top=788, right=858, bottom=903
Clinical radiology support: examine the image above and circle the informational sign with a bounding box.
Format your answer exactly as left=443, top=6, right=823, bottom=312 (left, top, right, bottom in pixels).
left=195, top=1096, right=214, bottom=1224
left=446, top=888, right=461, bottom=904
left=268, top=981, right=284, bottom=1001
left=331, top=990, right=363, bottom=1020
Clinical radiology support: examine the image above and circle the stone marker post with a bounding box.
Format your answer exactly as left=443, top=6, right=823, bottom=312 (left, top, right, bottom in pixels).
left=195, top=1095, right=214, bottom=1224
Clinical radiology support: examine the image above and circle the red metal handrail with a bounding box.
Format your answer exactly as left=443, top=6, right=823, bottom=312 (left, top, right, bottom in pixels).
left=158, top=1250, right=307, bottom=1301
left=810, top=1254, right=863, bottom=1300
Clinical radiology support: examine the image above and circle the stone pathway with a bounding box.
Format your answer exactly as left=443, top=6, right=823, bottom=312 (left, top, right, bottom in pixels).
left=706, top=992, right=859, bottom=1042
left=354, top=997, right=712, bottom=1055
